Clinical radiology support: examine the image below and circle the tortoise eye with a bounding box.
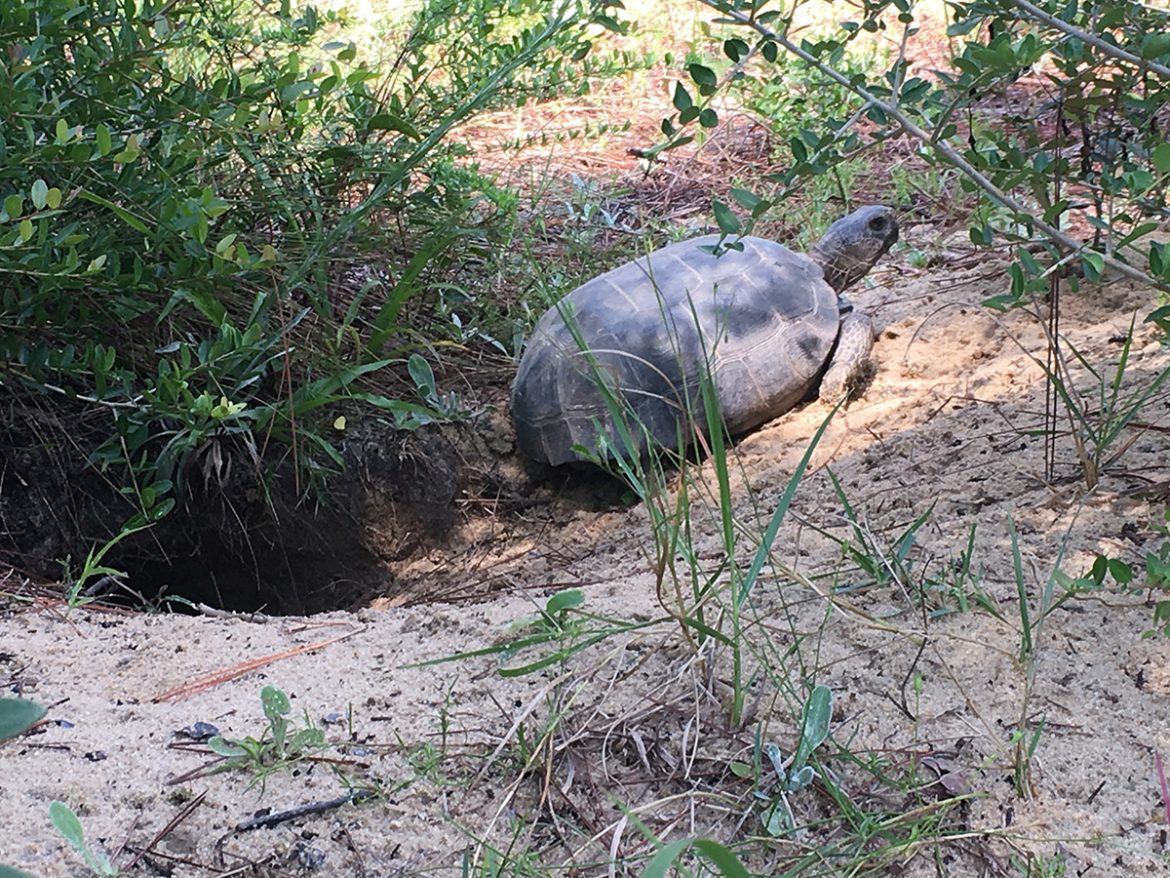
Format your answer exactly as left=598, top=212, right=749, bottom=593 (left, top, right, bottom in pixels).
left=868, top=216, right=888, bottom=233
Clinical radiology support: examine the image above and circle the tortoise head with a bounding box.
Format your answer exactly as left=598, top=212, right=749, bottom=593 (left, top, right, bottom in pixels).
left=809, top=205, right=899, bottom=293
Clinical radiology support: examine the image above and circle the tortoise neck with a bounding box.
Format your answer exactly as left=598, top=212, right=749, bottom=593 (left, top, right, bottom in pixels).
left=810, top=242, right=861, bottom=292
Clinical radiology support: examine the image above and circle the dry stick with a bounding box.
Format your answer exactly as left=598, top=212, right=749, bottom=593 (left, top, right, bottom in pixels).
left=695, top=0, right=1170, bottom=293
left=110, top=810, right=146, bottom=868
left=234, top=789, right=375, bottom=832
left=1029, top=302, right=1099, bottom=484
left=1044, top=100, right=1066, bottom=483
left=151, top=628, right=363, bottom=702
left=122, top=791, right=209, bottom=873
left=1009, top=0, right=1170, bottom=81
left=121, top=845, right=224, bottom=875
left=335, top=823, right=369, bottom=878
left=1156, top=751, right=1170, bottom=831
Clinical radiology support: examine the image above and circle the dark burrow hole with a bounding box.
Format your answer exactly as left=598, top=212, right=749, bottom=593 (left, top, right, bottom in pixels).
left=2, top=399, right=646, bottom=613
left=1, top=402, right=461, bottom=615
left=100, top=503, right=396, bottom=616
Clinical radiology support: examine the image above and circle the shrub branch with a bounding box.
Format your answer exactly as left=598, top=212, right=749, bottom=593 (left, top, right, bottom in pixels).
left=1008, top=0, right=1170, bottom=80
left=697, top=0, right=1169, bottom=292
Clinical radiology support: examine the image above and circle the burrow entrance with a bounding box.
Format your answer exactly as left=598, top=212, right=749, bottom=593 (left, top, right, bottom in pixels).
left=0, top=401, right=475, bottom=616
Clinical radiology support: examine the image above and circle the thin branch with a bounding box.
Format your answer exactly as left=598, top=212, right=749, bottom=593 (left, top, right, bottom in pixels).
left=234, top=789, right=375, bottom=832
left=695, top=0, right=1169, bottom=292
left=121, top=791, right=208, bottom=872
left=16, top=376, right=145, bottom=409
left=1010, top=0, right=1170, bottom=80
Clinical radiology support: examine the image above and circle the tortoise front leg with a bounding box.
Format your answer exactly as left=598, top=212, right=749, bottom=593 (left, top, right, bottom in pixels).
left=818, top=311, right=875, bottom=404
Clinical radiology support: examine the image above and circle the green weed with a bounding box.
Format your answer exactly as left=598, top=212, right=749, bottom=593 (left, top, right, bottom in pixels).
left=1053, top=507, right=1170, bottom=637
left=1027, top=318, right=1170, bottom=489
left=206, top=685, right=327, bottom=786
left=1009, top=848, right=1069, bottom=877
left=752, top=685, right=834, bottom=835
left=0, top=0, right=634, bottom=591
left=0, top=698, right=45, bottom=742
left=49, top=801, right=119, bottom=878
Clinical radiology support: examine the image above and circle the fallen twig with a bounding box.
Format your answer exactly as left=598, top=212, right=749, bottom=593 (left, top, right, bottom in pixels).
left=122, top=791, right=208, bottom=872
left=151, top=628, right=364, bottom=702
left=1156, top=751, right=1170, bottom=833
left=234, top=789, right=376, bottom=832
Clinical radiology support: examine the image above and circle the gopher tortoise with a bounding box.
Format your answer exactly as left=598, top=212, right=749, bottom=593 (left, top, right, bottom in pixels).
left=511, top=205, right=898, bottom=466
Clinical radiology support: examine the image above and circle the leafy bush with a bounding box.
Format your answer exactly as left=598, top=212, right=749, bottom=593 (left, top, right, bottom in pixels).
left=0, top=0, right=624, bottom=572
left=648, top=0, right=1170, bottom=491
left=741, top=33, right=885, bottom=156
left=668, top=0, right=1170, bottom=310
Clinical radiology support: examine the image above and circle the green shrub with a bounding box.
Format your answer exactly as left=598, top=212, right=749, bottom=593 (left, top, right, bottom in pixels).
left=741, top=35, right=885, bottom=150
left=671, top=0, right=1170, bottom=308
left=0, top=0, right=625, bottom=568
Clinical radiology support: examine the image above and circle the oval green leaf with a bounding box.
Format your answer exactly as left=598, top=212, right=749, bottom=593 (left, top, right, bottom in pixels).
left=408, top=354, right=436, bottom=396
left=261, top=685, right=290, bottom=715
left=30, top=179, right=48, bottom=210
left=687, top=63, right=717, bottom=88
left=366, top=113, right=421, bottom=139
left=96, top=123, right=112, bottom=156
left=207, top=735, right=248, bottom=757
left=712, top=200, right=741, bottom=235
left=0, top=698, right=46, bottom=741
left=545, top=588, right=584, bottom=615
left=793, top=684, right=833, bottom=767
left=1152, top=142, right=1170, bottom=174
left=49, top=800, right=85, bottom=848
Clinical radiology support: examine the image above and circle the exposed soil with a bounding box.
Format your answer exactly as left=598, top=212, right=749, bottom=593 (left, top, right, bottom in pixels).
left=3, top=205, right=1170, bottom=876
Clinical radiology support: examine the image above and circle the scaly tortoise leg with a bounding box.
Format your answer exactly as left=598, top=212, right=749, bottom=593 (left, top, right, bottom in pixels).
left=819, top=311, right=875, bottom=405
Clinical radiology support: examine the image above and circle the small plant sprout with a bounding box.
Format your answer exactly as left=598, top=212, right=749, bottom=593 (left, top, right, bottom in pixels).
left=49, top=801, right=119, bottom=878
left=758, top=685, right=834, bottom=835
left=207, top=686, right=326, bottom=785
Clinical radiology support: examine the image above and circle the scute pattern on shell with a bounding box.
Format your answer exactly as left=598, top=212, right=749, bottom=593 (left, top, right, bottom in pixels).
left=511, top=234, right=841, bottom=466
